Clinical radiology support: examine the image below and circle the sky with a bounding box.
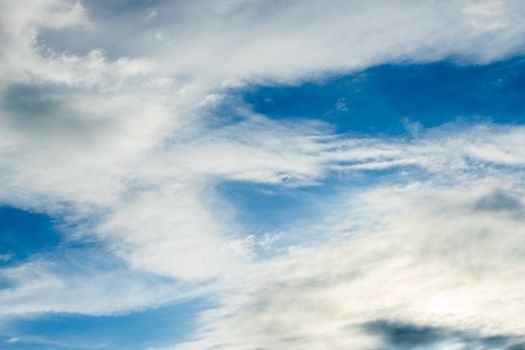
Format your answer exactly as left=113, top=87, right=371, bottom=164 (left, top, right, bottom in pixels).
left=1, top=0, right=525, bottom=349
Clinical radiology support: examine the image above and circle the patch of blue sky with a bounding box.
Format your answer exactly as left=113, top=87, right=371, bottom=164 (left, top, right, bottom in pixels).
left=1, top=298, right=208, bottom=350
left=218, top=164, right=426, bottom=240
left=218, top=180, right=332, bottom=233
left=240, top=58, right=525, bottom=135
left=0, top=207, right=62, bottom=267
left=0, top=206, right=114, bottom=273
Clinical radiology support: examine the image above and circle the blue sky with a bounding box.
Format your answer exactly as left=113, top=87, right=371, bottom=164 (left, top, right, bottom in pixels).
left=0, top=207, right=61, bottom=267
left=1, top=1, right=525, bottom=349
left=243, top=59, right=525, bottom=133
left=1, top=299, right=207, bottom=350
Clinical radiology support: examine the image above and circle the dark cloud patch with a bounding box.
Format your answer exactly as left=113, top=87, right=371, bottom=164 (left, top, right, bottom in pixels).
left=508, top=345, right=525, bottom=350
left=4, top=84, right=68, bottom=119
left=36, top=0, right=169, bottom=58
left=474, top=190, right=523, bottom=213
left=363, top=320, right=525, bottom=349
left=2, top=83, right=112, bottom=143
left=364, top=321, right=443, bottom=348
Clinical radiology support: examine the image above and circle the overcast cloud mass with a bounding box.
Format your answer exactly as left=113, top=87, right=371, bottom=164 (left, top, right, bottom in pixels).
left=1, top=1, right=525, bottom=349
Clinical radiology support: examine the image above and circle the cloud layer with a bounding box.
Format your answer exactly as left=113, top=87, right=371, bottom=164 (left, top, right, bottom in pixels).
left=1, top=0, right=525, bottom=349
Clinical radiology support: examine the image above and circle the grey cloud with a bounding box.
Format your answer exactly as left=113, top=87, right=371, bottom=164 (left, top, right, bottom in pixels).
left=37, top=0, right=170, bottom=58
left=474, top=190, right=523, bottom=213
left=2, top=83, right=111, bottom=142
left=364, top=320, right=525, bottom=350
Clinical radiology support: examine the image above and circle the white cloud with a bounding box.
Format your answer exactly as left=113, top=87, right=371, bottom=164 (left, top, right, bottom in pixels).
left=126, top=0, right=525, bottom=83
left=0, top=2, right=525, bottom=348
left=172, top=177, right=525, bottom=349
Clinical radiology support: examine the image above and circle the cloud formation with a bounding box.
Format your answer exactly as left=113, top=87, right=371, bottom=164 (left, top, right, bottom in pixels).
left=1, top=0, right=525, bottom=349
left=173, top=173, right=525, bottom=349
